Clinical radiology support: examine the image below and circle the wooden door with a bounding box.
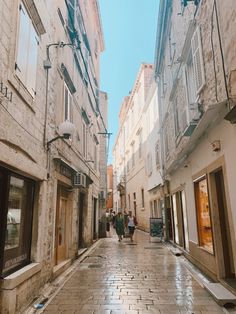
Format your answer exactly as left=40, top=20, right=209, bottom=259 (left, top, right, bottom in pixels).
left=212, top=169, right=234, bottom=278
left=57, top=198, right=67, bottom=263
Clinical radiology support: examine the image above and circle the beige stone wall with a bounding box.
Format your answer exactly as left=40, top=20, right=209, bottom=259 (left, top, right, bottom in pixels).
left=0, top=0, right=105, bottom=312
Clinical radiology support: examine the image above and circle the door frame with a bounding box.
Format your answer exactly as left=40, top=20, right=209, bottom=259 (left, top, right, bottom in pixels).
left=207, top=158, right=235, bottom=279
left=55, top=185, right=69, bottom=265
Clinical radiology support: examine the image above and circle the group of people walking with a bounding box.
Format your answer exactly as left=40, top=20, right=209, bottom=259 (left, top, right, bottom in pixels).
left=106, top=209, right=137, bottom=242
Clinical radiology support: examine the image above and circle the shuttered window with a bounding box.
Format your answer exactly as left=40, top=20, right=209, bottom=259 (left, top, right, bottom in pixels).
left=64, top=84, right=72, bottom=121
left=16, top=3, right=38, bottom=97
left=191, top=26, right=205, bottom=93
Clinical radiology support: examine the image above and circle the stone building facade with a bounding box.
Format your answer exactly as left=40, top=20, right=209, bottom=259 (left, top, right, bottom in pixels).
left=106, top=164, right=113, bottom=210
left=0, top=0, right=106, bottom=313
left=113, top=64, right=156, bottom=231
left=144, top=81, right=164, bottom=222
left=155, top=0, right=236, bottom=291
left=98, top=91, right=108, bottom=216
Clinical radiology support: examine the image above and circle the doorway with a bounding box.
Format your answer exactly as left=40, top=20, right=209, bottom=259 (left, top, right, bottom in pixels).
left=180, top=190, right=189, bottom=251
left=78, top=192, right=85, bottom=248
left=211, top=168, right=234, bottom=279
left=93, top=198, right=97, bottom=240
left=56, top=197, right=67, bottom=263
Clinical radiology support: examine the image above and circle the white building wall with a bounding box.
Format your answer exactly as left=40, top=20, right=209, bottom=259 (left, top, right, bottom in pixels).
left=113, top=64, right=155, bottom=231
left=155, top=0, right=236, bottom=281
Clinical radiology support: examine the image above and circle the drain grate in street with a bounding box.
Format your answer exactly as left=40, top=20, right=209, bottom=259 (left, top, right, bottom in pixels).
left=126, top=243, right=138, bottom=245
left=88, top=264, right=103, bottom=268
left=144, top=247, right=163, bottom=249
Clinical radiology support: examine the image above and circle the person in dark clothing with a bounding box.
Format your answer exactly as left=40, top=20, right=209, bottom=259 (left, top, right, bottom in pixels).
left=115, top=211, right=125, bottom=242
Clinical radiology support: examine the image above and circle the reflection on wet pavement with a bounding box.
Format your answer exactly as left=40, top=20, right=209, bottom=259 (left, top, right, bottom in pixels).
left=42, top=230, right=224, bottom=313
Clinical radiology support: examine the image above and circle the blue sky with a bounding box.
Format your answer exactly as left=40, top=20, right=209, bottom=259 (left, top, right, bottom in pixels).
left=99, top=0, right=159, bottom=164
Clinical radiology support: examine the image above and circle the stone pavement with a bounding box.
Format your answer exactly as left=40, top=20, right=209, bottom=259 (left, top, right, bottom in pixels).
left=39, top=229, right=226, bottom=314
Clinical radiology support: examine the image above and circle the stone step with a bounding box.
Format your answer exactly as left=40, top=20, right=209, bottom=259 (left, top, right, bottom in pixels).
left=204, top=282, right=236, bottom=306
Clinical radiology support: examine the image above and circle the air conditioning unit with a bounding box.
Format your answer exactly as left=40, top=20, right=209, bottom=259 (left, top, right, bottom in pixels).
left=74, top=172, right=86, bottom=187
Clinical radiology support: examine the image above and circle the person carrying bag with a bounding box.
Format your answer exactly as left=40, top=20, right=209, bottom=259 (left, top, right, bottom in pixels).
left=127, top=211, right=138, bottom=242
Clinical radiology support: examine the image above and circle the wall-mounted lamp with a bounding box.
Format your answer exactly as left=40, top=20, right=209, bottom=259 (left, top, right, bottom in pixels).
left=43, top=41, right=78, bottom=70
left=210, top=140, right=221, bottom=152
left=47, top=120, right=75, bottom=150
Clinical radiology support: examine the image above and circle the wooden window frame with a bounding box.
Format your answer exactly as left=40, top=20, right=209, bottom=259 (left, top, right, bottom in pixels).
left=0, top=167, right=35, bottom=277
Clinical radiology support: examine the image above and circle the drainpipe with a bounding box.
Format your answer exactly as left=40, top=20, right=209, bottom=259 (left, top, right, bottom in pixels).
left=213, top=0, right=230, bottom=104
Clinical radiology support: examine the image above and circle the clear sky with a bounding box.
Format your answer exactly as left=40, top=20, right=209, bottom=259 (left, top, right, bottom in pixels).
left=99, top=0, right=159, bottom=164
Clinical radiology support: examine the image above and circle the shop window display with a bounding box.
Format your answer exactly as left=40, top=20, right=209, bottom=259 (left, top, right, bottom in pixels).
left=194, top=176, right=213, bottom=253
left=0, top=168, right=35, bottom=276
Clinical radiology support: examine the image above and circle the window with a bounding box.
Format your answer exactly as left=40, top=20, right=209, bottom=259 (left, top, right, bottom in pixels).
left=185, top=51, right=197, bottom=105
left=128, top=194, right=131, bottom=209
left=94, top=144, right=97, bottom=171
left=164, top=122, right=170, bottom=159
left=173, top=98, right=181, bottom=138
left=172, top=193, right=179, bottom=245
left=146, top=153, right=153, bottom=177
left=153, top=200, right=158, bottom=217
left=82, top=45, right=90, bottom=83
left=150, top=201, right=153, bottom=217
left=194, top=176, right=213, bottom=253
left=141, top=189, right=144, bottom=208
left=181, top=190, right=189, bottom=251
left=15, top=3, right=38, bottom=96
left=191, top=26, right=205, bottom=93
left=82, top=123, right=87, bottom=158
left=0, top=167, right=35, bottom=276
left=138, top=131, right=142, bottom=159
left=64, top=84, right=72, bottom=121
left=127, top=157, right=130, bottom=173
left=131, top=142, right=135, bottom=168
left=155, top=142, right=160, bottom=168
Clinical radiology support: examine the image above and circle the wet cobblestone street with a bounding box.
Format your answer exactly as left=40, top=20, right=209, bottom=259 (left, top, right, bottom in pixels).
left=40, top=230, right=225, bottom=313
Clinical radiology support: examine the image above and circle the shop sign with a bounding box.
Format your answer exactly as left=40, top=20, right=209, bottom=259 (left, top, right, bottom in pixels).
left=60, top=163, right=73, bottom=179
left=4, top=253, right=27, bottom=269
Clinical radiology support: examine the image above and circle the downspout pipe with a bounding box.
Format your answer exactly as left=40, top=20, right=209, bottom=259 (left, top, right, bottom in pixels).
left=213, top=0, right=230, bottom=104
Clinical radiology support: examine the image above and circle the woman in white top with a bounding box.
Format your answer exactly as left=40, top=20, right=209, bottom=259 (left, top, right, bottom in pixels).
left=127, top=211, right=137, bottom=242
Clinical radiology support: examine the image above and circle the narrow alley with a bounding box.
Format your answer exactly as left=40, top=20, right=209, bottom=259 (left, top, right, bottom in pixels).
left=30, top=230, right=226, bottom=314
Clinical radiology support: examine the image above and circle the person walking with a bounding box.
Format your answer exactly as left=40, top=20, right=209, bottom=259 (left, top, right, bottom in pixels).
left=114, top=210, right=125, bottom=242
left=127, top=211, right=137, bottom=242
left=105, top=209, right=110, bottom=233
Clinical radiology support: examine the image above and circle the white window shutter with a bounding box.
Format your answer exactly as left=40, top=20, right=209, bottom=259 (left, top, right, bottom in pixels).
left=64, top=85, right=73, bottom=122
left=64, top=86, right=69, bottom=120
left=26, top=28, right=38, bottom=96
left=16, top=3, right=38, bottom=97
left=16, top=4, right=30, bottom=83
left=69, top=93, right=73, bottom=122
left=191, top=26, right=205, bottom=93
